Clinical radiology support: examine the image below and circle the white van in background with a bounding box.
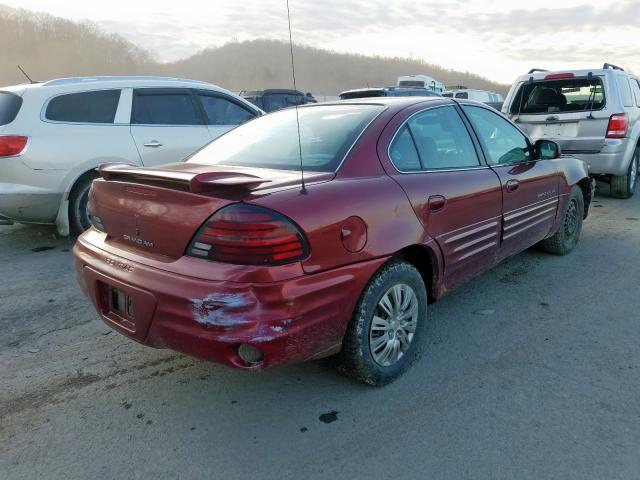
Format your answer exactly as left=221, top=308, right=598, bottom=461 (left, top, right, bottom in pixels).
left=0, top=76, right=263, bottom=235
left=442, top=88, right=504, bottom=110
left=397, top=75, right=445, bottom=94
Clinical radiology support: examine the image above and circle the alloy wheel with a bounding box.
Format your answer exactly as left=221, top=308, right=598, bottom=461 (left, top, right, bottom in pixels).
left=369, top=284, right=419, bottom=367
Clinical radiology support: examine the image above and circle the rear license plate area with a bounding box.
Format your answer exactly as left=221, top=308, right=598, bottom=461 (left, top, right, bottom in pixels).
left=110, top=287, right=135, bottom=318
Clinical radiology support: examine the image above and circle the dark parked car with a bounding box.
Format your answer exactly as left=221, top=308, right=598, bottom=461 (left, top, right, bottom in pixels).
left=74, top=97, right=593, bottom=385
left=339, top=86, right=440, bottom=100
left=240, top=89, right=317, bottom=112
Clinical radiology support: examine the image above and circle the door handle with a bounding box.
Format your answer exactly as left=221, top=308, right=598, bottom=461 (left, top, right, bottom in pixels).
left=143, top=140, right=163, bottom=148
left=428, top=195, right=446, bottom=212
left=506, top=179, right=520, bottom=192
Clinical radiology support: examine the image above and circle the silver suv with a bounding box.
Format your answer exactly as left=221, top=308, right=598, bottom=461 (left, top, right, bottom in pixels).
left=502, top=63, right=640, bottom=198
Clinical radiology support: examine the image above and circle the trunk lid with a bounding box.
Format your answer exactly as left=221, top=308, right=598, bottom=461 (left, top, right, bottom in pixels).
left=91, top=162, right=331, bottom=260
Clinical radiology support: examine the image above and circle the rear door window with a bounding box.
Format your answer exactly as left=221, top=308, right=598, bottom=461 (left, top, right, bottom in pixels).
left=510, top=77, right=605, bottom=114
left=631, top=79, right=640, bottom=106
left=389, top=106, right=480, bottom=171
left=132, top=89, right=202, bottom=125
left=45, top=90, right=121, bottom=123
left=197, top=93, right=256, bottom=125
left=0, top=92, right=23, bottom=126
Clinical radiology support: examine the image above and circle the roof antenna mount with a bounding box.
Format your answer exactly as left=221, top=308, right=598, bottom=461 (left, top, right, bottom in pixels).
left=17, top=65, right=35, bottom=84
left=286, top=0, right=307, bottom=195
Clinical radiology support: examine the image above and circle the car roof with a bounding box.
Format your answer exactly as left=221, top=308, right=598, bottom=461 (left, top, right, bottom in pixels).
left=303, top=96, right=451, bottom=112
left=242, top=89, right=305, bottom=96
left=3, top=76, right=231, bottom=94
left=515, top=68, right=632, bottom=82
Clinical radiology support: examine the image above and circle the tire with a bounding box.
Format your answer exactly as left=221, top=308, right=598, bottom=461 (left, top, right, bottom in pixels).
left=538, top=185, right=584, bottom=255
left=334, top=260, right=428, bottom=386
left=610, top=148, right=639, bottom=199
left=69, top=173, right=97, bottom=235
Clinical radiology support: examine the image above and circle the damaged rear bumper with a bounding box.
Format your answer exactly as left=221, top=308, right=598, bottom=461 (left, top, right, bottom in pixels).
left=74, top=232, right=387, bottom=369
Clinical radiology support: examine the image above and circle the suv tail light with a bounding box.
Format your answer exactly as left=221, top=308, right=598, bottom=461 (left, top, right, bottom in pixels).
left=606, top=113, right=629, bottom=138
left=187, top=204, right=309, bottom=265
left=0, top=135, right=28, bottom=157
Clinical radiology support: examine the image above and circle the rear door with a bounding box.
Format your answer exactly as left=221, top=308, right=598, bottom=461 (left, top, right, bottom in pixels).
left=195, top=90, right=259, bottom=140
left=461, top=104, right=559, bottom=258
left=382, top=104, right=503, bottom=289
left=130, top=88, right=212, bottom=166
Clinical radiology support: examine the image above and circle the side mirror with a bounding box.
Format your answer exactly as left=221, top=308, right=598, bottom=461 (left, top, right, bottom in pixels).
left=535, top=139, right=561, bottom=160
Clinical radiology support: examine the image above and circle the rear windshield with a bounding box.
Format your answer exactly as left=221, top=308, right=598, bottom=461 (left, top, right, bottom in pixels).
left=510, top=77, right=605, bottom=114
left=398, top=81, right=424, bottom=88
left=0, top=92, right=23, bottom=126
left=339, top=91, right=386, bottom=100
left=188, top=104, right=384, bottom=172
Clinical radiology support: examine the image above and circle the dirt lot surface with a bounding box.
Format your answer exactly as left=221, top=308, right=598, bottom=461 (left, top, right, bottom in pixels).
left=1, top=188, right=639, bottom=479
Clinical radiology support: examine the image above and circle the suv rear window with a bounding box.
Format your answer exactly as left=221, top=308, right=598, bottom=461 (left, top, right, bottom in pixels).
left=0, top=92, right=23, bottom=126
left=45, top=90, right=121, bottom=123
left=510, top=77, right=605, bottom=114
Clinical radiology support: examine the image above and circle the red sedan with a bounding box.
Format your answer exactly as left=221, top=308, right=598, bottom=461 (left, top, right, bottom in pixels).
left=74, top=97, right=593, bottom=385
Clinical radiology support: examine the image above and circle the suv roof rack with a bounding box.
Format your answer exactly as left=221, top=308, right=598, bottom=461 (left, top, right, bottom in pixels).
left=43, top=76, right=212, bottom=87
left=603, top=63, right=624, bottom=71
left=445, top=85, right=468, bottom=90
left=527, top=68, right=548, bottom=74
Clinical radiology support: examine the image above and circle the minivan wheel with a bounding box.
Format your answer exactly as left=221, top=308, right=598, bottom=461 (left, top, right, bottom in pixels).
left=610, top=148, right=639, bottom=199
left=335, top=260, right=428, bottom=386
left=69, top=173, right=97, bottom=234
left=537, top=185, right=584, bottom=255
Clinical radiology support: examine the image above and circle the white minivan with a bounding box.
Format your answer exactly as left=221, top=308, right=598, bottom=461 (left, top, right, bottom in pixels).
left=0, top=76, right=263, bottom=235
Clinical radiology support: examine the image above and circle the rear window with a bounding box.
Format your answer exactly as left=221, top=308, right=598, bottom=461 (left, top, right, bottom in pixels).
left=0, top=92, right=23, bottom=126
left=339, top=91, right=386, bottom=100
left=45, top=90, right=121, bottom=123
left=132, top=91, right=202, bottom=125
left=398, top=81, right=424, bottom=88
left=198, top=94, right=256, bottom=126
left=510, top=77, right=605, bottom=114
left=263, top=93, right=304, bottom=112
left=454, top=92, right=469, bottom=99
left=188, top=104, right=384, bottom=172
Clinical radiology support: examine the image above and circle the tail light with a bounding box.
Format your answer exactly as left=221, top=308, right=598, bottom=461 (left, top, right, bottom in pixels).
left=187, top=204, right=309, bottom=265
left=87, top=186, right=106, bottom=232
left=606, top=113, right=629, bottom=138
left=0, top=136, right=28, bottom=157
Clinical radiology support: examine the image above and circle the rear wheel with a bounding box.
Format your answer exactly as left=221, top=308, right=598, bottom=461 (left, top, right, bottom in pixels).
left=335, top=261, right=428, bottom=386
left=538, top=185, right=584, bottom=255
left=69, top=173, right=97, bottom=234
left=611, top=148, right=638, bottom=199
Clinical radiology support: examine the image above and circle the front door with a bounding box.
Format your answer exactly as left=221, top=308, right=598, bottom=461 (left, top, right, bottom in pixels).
left=130, top=88, right=212, bottom=166
left=461, top=104, right=559, bottom=258
left=382, top=104, right=503, bottom=289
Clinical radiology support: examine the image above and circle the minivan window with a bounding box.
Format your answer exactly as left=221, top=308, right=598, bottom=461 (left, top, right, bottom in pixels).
left=45, top=90, right=121, bottom=123
left=198, top=94, right=256, bottom=126
left=616, top=76, right=633, bottom=107
left=132, top=91, right=202, bottom=125
left=510, top=77, right=605, bottom=114
left=188, top=104, right=384, bottom=172
left=0, top=92, right=23, bottom=126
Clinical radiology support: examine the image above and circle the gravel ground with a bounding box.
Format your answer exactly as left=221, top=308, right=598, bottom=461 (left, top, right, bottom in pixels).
left=1, top=186, right=639, bottom=480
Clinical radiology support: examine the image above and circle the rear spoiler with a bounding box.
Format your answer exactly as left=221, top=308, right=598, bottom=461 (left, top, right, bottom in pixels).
left=98, top=163, right=271, bottom=194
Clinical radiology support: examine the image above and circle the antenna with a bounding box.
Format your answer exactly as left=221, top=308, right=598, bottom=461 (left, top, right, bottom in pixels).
left=286, top=0, right=307, bottom=195
left=17, top=65, right=35, bottom=84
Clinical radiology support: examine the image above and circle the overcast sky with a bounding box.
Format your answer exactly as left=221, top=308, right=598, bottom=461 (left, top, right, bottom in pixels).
left=4, top=0, right=639, bottom=84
